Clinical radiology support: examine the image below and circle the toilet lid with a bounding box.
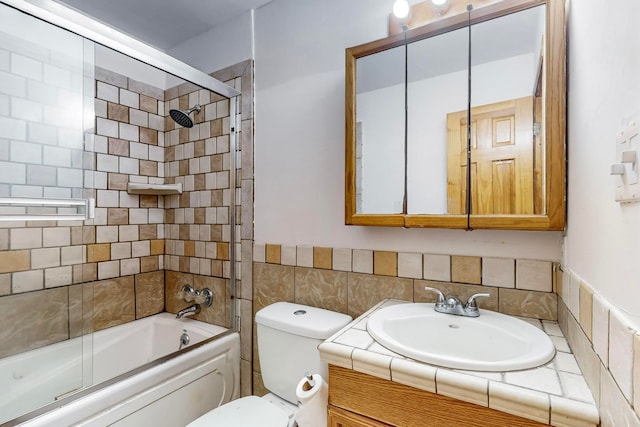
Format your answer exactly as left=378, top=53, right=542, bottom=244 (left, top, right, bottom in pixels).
left=187, top=396, right=290, bottom=427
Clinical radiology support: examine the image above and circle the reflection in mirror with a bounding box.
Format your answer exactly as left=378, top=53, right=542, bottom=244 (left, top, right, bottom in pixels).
left=356, top=45, right=406, bottom=214
left=406, top=27, right=469, bottom=214
left=464, top=5, right=546, bottom=215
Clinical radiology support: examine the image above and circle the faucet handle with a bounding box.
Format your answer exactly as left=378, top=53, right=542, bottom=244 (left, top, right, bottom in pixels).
left=424, top=287, right=446, bottom=305
left=464, top=293, right=490, bottom=315
left=178, top=284, right=196, bottom=302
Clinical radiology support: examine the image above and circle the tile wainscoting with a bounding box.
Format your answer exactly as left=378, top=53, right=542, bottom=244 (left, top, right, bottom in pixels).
left=558, top=267, right=640, bottom=426
left=252, top=243, right=560, bottom=395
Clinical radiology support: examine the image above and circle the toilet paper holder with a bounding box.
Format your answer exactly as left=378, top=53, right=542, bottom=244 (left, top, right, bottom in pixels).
left=302, top=372, right=316, bottom=390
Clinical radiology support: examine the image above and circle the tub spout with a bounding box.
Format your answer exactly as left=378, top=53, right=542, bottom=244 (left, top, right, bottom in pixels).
left=176, top=304, right=200, bottom=319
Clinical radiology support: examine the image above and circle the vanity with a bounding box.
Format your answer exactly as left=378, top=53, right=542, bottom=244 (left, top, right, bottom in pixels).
left=319, top=300, right=599, bottom=427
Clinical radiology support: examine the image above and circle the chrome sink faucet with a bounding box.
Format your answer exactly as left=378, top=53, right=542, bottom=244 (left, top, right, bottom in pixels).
left=424, top=287, right=490, bottom=317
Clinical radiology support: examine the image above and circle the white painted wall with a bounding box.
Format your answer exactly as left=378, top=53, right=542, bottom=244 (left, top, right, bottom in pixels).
left=253, top=0, right=562, bottom=260
left=168, top=11, right=254, bottom=75
left=565, top=0, right=640, bottom=328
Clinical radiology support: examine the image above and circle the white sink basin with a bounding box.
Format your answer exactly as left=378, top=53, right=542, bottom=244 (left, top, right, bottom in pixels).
left=367, top=303, right=556, bottom=371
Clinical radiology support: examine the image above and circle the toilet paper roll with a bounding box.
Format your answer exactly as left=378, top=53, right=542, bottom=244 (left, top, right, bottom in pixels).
left=295, top=374, right=328, bottom=427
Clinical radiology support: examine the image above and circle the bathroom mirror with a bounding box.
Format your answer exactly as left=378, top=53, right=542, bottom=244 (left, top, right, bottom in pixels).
left=345, top=0, right=565, bottom=230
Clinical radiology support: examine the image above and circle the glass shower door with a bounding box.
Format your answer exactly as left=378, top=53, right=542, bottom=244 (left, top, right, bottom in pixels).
left=0, top=3, right=94, bottom=422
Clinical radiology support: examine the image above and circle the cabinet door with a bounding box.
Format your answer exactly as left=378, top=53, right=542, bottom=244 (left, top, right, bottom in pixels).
left=328, top=405, right=391, bottom=427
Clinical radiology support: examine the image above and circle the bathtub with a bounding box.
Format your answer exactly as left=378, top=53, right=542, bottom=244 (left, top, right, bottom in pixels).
left=1, top=313, right=240, bottom=426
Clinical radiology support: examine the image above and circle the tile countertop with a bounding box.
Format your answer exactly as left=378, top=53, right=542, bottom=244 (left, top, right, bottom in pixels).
left=319, top=299, right=600, bottom=427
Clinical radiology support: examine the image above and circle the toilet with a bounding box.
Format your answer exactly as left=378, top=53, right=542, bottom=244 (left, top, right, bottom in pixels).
left=187, top=302, right=352, bottom=427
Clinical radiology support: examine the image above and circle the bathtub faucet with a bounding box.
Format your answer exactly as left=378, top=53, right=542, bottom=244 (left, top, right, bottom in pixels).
left=176, top=304, right=201, bottom=319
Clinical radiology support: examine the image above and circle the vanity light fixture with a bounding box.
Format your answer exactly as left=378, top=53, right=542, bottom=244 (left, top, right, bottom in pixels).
left=392, top=0, right=411, bottom=19
left=431, top=0, right=450, bottom=15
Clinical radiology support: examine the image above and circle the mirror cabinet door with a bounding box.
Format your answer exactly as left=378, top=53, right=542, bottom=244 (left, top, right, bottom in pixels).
left=468, top=5, right=546, bottom=216
left=355, top=45, right=406, bottom=215
left=406, top=27, right=469, bottom=216
left=345, top=0, right=565, bottom=230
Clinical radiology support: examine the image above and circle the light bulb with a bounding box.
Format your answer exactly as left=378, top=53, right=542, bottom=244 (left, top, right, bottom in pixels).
left=431, top=0, right=448, bottom=5
left=392, top=0, right=411, bottom=19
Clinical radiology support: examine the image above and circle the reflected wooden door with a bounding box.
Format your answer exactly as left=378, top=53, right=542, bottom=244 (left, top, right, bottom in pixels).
left=447, top=96, right=534, bottom=215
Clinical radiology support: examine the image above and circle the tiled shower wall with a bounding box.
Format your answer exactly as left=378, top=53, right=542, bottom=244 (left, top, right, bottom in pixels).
left=251, top=243, right=558, bottom=393
left=0, top=57, right=254, bottom=362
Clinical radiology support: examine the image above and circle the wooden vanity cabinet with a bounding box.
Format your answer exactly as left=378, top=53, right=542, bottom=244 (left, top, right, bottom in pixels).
left=328, top=365, right=549, bottom=427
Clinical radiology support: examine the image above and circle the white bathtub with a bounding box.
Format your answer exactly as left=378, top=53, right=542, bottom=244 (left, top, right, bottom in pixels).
left=1, top=313, right=240, bottom=426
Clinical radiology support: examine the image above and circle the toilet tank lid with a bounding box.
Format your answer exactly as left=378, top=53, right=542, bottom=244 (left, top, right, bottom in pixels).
left=256, top=302, right=352, bottom=340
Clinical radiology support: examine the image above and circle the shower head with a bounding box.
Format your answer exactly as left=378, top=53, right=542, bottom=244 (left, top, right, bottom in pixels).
left=169, top=104, right=201, bottom=128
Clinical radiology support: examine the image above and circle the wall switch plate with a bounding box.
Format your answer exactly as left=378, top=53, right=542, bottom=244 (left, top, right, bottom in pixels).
left=613, top=119, right=640, bottom=203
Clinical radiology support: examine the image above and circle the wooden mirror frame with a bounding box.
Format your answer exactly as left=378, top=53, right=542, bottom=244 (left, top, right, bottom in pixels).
left=345, top=0, right=565, bottom=230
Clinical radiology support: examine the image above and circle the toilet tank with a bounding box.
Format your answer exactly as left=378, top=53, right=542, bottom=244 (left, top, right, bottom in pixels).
left=255, top=302, right=352, bottom=404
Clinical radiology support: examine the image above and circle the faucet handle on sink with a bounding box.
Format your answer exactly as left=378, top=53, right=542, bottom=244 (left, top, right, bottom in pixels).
left=464, top=293, right=490, bottom=316
left=424, top=287, right=446, bottom=307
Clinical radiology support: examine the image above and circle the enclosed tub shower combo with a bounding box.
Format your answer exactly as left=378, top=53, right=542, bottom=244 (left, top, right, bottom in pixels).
left=0, top=0, right=242, bottom=425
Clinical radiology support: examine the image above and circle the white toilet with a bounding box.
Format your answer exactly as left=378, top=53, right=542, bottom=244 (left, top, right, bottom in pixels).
left=187, top=302, right=352, bottom=427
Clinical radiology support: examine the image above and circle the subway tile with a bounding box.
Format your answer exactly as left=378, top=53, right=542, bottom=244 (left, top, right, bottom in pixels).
left=97, top=260, right=120, bottom=280
left=31, top=247, right=60, bottom=269
left=423, top=254, right=450, bottom=281
left=121, top=258, right=140, bottom=276
left=61, top=246, right=84, bottom=266
left=0, top=116, right=26, bottom=140
left=26, top=165, right=56, bottom=186
left=119, top=88, right=139, bottom=109
left=107, top=102, right=129, bottom=122
left=119, top=123, right=139, bottom=142
left=97, top=81, right=118, bottom=102
left=0, top=70, right=26, bottom=97
left=96, top=153, right=119, bottom=172
left=10, top=140, right=42, bottom=165
left=451, top=255, right=481, bottom=284
left=0, top=274, right=9, bottom=296
left=0, top=161, right=26, bottom=184
left=482, top=257, right=515, bottom=288
left=397, top=252, right=422, bottom=279
left=43, top=146, right=71, bottom=167
left=516, top=259, right=552, bottom=292
left=10, top=228, right=42, bottom=249
left=44, top=266, right=72, bottom=288
left=609, top=307, right=634, bottom=402
left=97, top=117, right=119, bottom=138
left=12, top=269, right=43, bottom=293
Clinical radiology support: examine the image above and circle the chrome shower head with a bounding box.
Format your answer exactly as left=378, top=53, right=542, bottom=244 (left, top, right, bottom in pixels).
left=169, top=104, right=201, bottom=128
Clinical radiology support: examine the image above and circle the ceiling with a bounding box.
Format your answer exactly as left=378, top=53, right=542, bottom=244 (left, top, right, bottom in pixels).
left=53, top=0, right=272, bottom=51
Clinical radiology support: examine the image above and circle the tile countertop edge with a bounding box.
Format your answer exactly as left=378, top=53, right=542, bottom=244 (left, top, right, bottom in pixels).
left=318, top=299, right=600, bottom=427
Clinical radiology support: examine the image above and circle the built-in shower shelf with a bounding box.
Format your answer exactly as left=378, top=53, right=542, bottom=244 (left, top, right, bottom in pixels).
left=126, top=182, right=183, bottom=195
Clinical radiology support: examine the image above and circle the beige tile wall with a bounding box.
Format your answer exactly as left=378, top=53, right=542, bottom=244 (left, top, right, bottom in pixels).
left=558, top=267, right=640, bottom=425
left=252, top=243, right=558, bottom=391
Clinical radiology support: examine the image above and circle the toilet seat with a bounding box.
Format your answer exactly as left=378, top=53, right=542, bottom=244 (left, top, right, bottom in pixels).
left=187, top=396, right=290, bottom=427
